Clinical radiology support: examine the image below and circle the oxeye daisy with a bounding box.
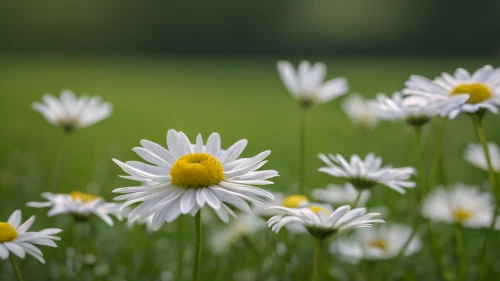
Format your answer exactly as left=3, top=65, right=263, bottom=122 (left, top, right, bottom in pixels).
left=341, top=94, right=378, bottom=129
left=27, top=192, right=123, bottom=226
left=318, top=153, right=416, bottom=194
left=253, top=193, right=309, bottom=218
left=332, top=224, right=422, bottom=262
left=403, top=65, right=500, bottom=119
left=464, top=142, right=500, bottom=173
left=312, top=183, right=371, bottom=207
left=277, top=60, right=349, bottom=108
left=31, top=89, right=112, bottom=132
left=421, top=183, right=494, bottom=228
left=0, top=210, right=62, bottom=264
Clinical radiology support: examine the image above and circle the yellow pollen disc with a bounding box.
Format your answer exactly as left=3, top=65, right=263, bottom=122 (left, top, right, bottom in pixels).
left=70, top=191, right=100, bottom=202
left=308, top=206, right=329, bottom=215
left=369, top=239, right=388, bottom=252
left=0, top=222, right=18, bottom=243
left=281, top=195, right=309, bottom=208
left=170, top=153, right=225, bottom=188
left=450, top=83, right=492, bottom=104
left=453, top=208, right=472, bottom=222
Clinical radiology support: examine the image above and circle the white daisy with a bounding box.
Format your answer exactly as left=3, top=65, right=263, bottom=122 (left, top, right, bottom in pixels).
left=112, top=129, right=278, bottom=230
left=267, top=205, right=384, bottom=239
left=318, top=153, right=416, bottom=194
left=277, top=60, right=349, bottom=108
left=32, top=89, right=112, bottom=132
left=373, top=92, right=441, bottom=127
left=27, top=192, right=123, bottom=226
left=312, top=183, right=371, bottom=207
left=0, top=210, right=62, bottom=263
left=403, top=65, right=500, bottom=119
left=341, top=94, right=378, bottom=129
left=421, top=183, right=494, bottom=228
left=332, top=224, right=422, bottom=262
left=210, top=214, right=266, bottom=254
left=464, top=142, right=500, bottom=173
left=253, top=192, right=309, bottom=218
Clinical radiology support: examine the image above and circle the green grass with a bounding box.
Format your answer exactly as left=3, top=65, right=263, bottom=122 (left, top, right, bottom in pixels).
left=0, top=54, right=499, bottom=280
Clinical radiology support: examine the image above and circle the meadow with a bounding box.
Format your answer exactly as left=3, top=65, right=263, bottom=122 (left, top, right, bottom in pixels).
left=0, top=54, right=499, bottom=281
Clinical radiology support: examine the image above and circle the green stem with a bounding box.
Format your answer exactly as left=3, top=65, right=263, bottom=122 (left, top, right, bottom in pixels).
left=241, top=235, right=260, bottom=257
left=352, top=191, right=363, bottom=208
left=415, top=126, right=426, bottom=196
left=299, top=106, right=308, bottom=194
left=428, top=119, right=447, bottom=189
left=192, top=212, right=202, bottom=281
left=178, top=217, right=184, bottom=279
left=476, top=213, right=498, bottom=280
left=313, top=238, right=322, bottom=281
left=9, top=255, right=24, bottom=281
left=428, top=225, right=452, bottom=281
left=455, top=224, right=467, bottom=281
left=53, top=134, right=70, bottom=192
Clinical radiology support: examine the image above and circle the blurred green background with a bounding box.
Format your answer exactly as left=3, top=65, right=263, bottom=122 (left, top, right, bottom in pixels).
left=1, top=1, right=500, bottom=281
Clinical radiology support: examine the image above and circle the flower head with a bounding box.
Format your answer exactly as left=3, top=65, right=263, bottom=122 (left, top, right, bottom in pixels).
left=277, top=60, right=349, bottom=108
left=112, top=129, right=278, bottom=230
left=421, top=183, right=494, bottom=228
left=312, top=183, right=371, bottom=207
left=0, top=210, right=62, bottom=263
left=464, top=142, right=500, bottom=173
left=341, top=94, right=378, bottom=129
left=27, top=192, right=123, bottom=226
left=318, top=153, right=416, bottom=194
left=32, top=90, right=112, bottom=132
left=403, top=65, right=500, bottom=119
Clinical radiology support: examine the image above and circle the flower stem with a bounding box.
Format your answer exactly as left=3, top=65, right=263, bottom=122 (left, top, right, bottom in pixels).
left=192, top=212, right=202, bottom=281
left=428, top=119, right=447, bottom=189
left=313, top=238, right=322, bottom=281
left=415, top=126, right=426, bottom=196
left=352, top=191, right=362, bottom=208
left=299, top=106, right=308, bottom=194
left=455, top=224, right=467, bottom=281
left=9, top=255, right=24, bottom=281
left=178, top=217, right=184, bottom=279
left=53, top=134, right=71, bottom=192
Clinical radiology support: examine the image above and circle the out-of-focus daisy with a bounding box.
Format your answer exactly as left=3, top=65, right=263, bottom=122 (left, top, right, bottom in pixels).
left=422, top=183, right=494, bottom=228
left=277, top=60, right=349, bottom=108
left=403, top=65, right=500, bottom=119
left=464, top=142, right=500, bottom=173
left=341, top=94, right=378, bottom=129
left=312, top=183, right=371, bottom=207
left=112, top=129, right=278, bottom=230
left=318, top=153, right=416, bottom=194
left=210, top=214, right=266, bottom=254
left=0, top=210, right=62, bottom=263
left=32, top=90, right=112, bottom=132
left=253, top=193, right=309, bottom=218
left=373, top=92, right=440, bottom=127
left=332, top=224, right=422, bottom=262
left=268, top=205, right=384, bottom=239
left=27, top=192, right=123, bottom=226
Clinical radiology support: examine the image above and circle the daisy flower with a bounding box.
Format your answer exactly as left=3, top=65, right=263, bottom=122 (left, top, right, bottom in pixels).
left=267, top=205, right=384, bottom=239
left=112, top=129, right=278, bottom=230
left=210, top=214, right=266, bottom=254
left=318, top=153, right=416, bottom=194
left=253, top=192, right=309, bottom=218
left=0, top=210, right=62, bottom=263
left=312, top=183, right=371, bottom=207
left=373, top=92, right=440, bottom=127
left=421, top=183, right=494, bottom=228
left=403, top=65, right=500, bottom=119
left=341, top=94, right=378, bottom=129
left=27, top=192, right=123, bottom=226
left=332, top=224, right=422, bottom=262
left=277, top=60, right=349, bottom=108
left=32, top=89, right=112, bottom=132
left=464, top=142, right=500, bottom=173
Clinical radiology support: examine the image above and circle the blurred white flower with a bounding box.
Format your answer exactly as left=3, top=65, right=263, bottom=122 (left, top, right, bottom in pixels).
left=403, top=65, right=500, bottom=119
left=268, top=204, right=384, bottom=239
left=318, top=153, right=416, bottom=194
left=464, top=142, right=500, bottom=173
left=31, top=90, right=112, bottom=132
left=27, top=192, right=123, bottom=226
left=422, top=183, right=494, bottom=228
left=312, top=183, right=371, bottom=207
left=0, top=210, right=62, bottom=263
left=332, top=224, right=421, bottom=262
left=210, top=214, right=266, bottom=254
left=253, top=193, right=309, bottom=217
left=277, top=60, right=349, bottom=108
left=113, top=129, right=278, bottom=230
left=341, top=94, right=378, bottom=129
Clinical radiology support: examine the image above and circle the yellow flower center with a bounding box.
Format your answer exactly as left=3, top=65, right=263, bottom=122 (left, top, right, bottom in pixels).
left=450, top=83, right=492, bottom=104
left=453, top=208, right=472, bottom=222
left=369, top=239, right=388, bottom=252
left=170, top=153, right=225, bottom=188
left=0, top=222, right=17, bottom=243
left=281, top=195, right=309, bottom=208
left=308, top=206, right=329, bottom=215
left=70, top=191, right=100, bottom=202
